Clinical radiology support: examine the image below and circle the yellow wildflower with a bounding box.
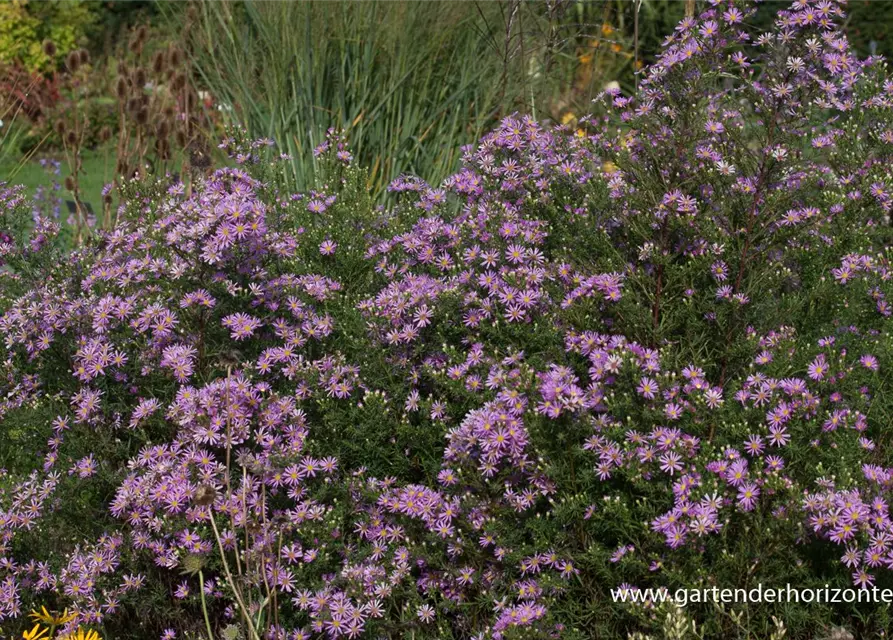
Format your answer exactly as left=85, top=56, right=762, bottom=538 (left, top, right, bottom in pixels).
left=619, top=132, right=636, bottom=149
left=22, top=625, right=49, bottom=640
left=60, top=629, right=102, bottom=640
left=560, top=112, right=576, bottom=125
left=601, top=23, right=614, bottom=36
left=30, top=607, right=77, bottom=625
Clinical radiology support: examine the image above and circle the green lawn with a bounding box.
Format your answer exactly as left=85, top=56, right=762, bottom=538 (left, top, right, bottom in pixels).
left=0, top=146, right=114, bottom=212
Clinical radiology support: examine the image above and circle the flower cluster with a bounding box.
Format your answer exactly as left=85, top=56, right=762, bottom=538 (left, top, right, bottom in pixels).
left=1, top=0, right=892, bottom=638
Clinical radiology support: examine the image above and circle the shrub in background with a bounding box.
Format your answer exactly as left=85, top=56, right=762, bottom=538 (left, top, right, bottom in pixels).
left=0, top=0, right=96, bottom=74
left=0, top=0, right=165, bottom=76
left=34, top=23, right=215, bottom=241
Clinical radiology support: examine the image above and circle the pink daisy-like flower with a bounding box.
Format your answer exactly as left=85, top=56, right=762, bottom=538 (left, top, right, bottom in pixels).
left=737, top=482, right=760, bottom=511
left=417, top=604, right=435, bottom=623
left=860, top=354, right=879, bottom=371
left=637, top=376, right=659, bottom=400
left=320, top=239, right=337, bottom=256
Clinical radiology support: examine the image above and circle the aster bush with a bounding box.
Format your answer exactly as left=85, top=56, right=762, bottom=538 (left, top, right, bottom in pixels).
left=1, top=0, right=893, bottom=639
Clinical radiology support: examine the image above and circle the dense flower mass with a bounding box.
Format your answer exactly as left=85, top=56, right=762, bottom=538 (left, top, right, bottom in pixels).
left=1, top=0, right=893, bottom=638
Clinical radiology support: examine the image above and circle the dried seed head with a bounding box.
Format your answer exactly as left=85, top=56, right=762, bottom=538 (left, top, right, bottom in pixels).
left=136, top=25, right=149, bottom=43
left=163, top=104, right=176, bottom=119
left=175, top=130, right=187, bottom=147
left=78, top=48, right=90, bottom=66
left=54, top=119, right=66, bottom=136
left=157, top=120, right=170, bottom=139
left=135, top=109, right=149, bottom=126
left=152, top=51, right=166, bottom=75
left=134, top=68, right=147, bottom=89
left=65, top=131, right=77, bottom=147
left=99, top=125, right=112, bottom=143
left=66, top=51, right=81, bottom=73
left=193, top=484, right=217, bottom=506
left=42, top=40, right=57, bottom=58
left=64, top=175, right=76, bottom=191
left=221, top=626, right=241, bottom=640
left=115, top=77, right=128, bottom=100
left=190, top=147, right=212, bottom=170
left=156, top=138, right=170, bottom=160
left=169, top=47, right=183, bottom=69
left=179, top=554, right=206, bottom=576
left=172, top=73, right=186, bottom=92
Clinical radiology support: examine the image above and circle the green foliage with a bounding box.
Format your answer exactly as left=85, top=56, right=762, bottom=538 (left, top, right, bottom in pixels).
left=0, top=109, right=29, bottom=170
left=0, top=1, right=42, bottom=71
left=187, top=1, right=496, bottom=197
left=0, top=0, right=97, bottom=73
left=183, top=0, right=635, bottom=200
left=847, top=0, right=893, bottom=58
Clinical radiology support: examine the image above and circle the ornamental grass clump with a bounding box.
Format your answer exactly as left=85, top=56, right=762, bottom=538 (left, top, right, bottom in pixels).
left=0, top=0, right=892, bottom=638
